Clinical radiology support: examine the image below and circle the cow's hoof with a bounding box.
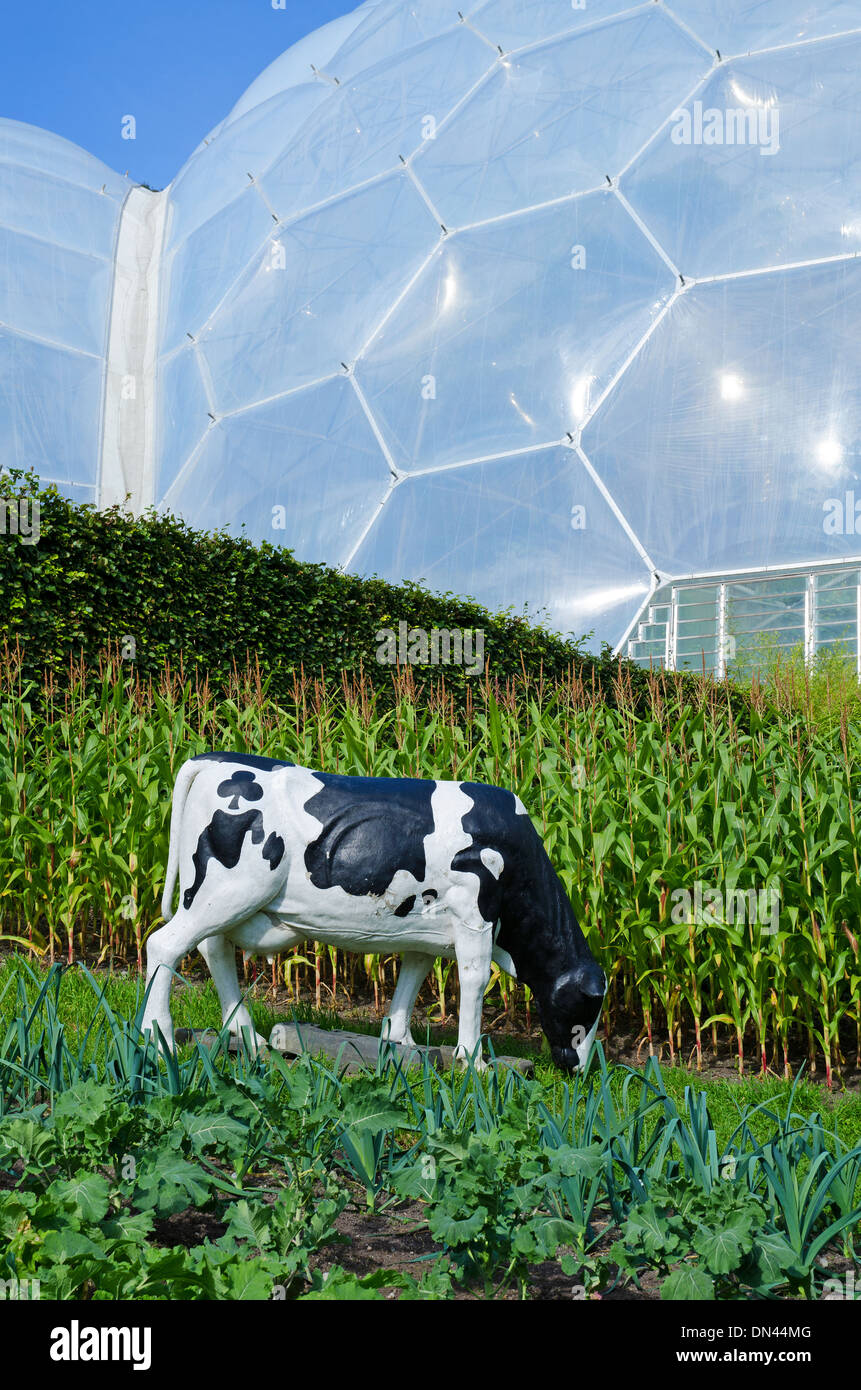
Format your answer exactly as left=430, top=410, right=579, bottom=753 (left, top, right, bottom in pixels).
left=454, top=1049, right=487, bottom=1074
left=232, top=1030, right=270, bottom=1055
left=268, top=1023, right=292, bottom=1053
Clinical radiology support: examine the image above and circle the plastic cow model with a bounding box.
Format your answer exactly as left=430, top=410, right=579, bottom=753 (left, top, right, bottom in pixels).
left=144, top=753, right=606, bottom=1069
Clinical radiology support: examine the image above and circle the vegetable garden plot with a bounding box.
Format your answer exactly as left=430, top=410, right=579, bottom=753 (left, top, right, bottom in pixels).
left=0, top=963, right=858, bottom=1301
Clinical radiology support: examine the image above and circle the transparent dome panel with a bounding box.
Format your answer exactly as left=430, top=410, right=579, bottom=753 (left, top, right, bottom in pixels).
left=414, top=9, right=709, bottom=227
left=666, top=1, right=861, bottom=56
left=222, top=7, right=375, bottom=128
left=0, top=161, right=122, bottom=261
left=0, top=120, right=128, bottom=201
left=166, top=84, right=332, bottom=251
left=0, top=330, right=103, bottom=486
left=0, top=226, right=113, bottom=358
left=198, top=173, right=440, bottom=414
left=355, top=191, right=675, bottom=472
left=467, top=0, right=661, bottom=54
left=350, top=446, right=651, bottom=646
left=160, top=187, right=275, bottom=355
left=325, top=0, right=462, bottom=83
left=261, top=27, right=492, bottom=224
left=157, top=346, right=214, bottom=498
left=163, top=376, right=391, bottom=565
left=623, top=35, right=861, bottom=278
left=582, top=258, right=861, bottom=577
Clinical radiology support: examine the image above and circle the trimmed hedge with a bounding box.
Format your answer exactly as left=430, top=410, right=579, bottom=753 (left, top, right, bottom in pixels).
left=1, top=473, right=753, bottom=721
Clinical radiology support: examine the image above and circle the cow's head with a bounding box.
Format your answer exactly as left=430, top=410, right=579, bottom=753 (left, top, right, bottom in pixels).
left=540, top=959, right=606, bottom=1072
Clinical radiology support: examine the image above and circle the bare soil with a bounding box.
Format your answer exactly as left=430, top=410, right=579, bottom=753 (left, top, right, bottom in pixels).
left=306, top=1197, right=659, bottom=1300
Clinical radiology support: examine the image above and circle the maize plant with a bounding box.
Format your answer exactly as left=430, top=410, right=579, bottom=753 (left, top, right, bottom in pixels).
left=1, top=652, right=860, bottom=1084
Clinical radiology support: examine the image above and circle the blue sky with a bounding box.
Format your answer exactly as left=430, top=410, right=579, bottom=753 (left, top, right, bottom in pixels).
left=1, top=0, right=357, bottom=189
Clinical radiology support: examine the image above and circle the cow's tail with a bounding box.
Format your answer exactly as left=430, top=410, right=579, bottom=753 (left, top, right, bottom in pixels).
left=161, top=758, right=207, bottom=922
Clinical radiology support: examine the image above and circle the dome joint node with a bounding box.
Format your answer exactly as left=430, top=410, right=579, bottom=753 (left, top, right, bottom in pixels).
left=207, top=412, right=217, bottom=424
left=340, top=361, right=352, bottom=375
left=440, top=223, right=449, bottom=235
left=186, top=332, right=195, bottom=342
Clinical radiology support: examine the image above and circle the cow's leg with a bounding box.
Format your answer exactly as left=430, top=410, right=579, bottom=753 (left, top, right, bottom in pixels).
left=143, top=908, right=220, bottom=1050
left=198, top=931, right=269, bottom=1051
left=383, top=953, right=432, bottom=1047
left=145, top=903, right=275, bottom=1054
left=450, top=889, right=494, bottom=1070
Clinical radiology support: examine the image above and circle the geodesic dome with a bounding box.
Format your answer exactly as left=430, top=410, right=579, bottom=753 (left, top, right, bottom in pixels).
left=6, top=1, right=861, bottom=655
left=0, top=124, right=130, bottom=505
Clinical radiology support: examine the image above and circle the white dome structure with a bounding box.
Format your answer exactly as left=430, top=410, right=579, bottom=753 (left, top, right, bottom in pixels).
left=6, top=1, right=861, bottom=664
left=0, top=123, right=130, bottom=505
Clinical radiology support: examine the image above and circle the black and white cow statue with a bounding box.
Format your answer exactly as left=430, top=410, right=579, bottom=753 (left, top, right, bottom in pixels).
left=144, top=753, right=606, bottom=1071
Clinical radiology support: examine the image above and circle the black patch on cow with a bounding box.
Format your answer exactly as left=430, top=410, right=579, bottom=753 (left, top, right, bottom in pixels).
left=449, top=787, right=604, bottom=1057
left=184, top=809, right=265, bottom=909
left=192, top=751, right=294, bottom=771
left=303, top=773, right=435, bottom=897
left=449, top=781, right=515, bottom=925
left=393, top=895, right=416, bottom=918
left=262, top=831, right=285, bottom=870
left=217, top=770, right=263, bottom=809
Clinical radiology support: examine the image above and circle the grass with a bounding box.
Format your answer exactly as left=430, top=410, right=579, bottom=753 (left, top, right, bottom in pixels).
left=3, top=955, right=859, bottom=1155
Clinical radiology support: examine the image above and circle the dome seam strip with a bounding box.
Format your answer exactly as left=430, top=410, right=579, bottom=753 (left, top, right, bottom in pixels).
left=220, top=371, right=342, bottom=421
left=159, top=422, right=214, bottom=511
left=348, top=373, right=401, bottom=478
left=579, top=288, right=681, bottom=435
left=408, top=439, right=564, bottom=478
left=658, top=1, right=717, bottom=59
left=355, top=240, right=441, bottom=363
left=613, top=185, right=682, bottom=279
left=339, top=477, right=397, bottom=571
left=616, top=65, right=717, bottom=182
left=574, top=442, right=656, bottom=573
left=696, top=250, right=861, bottom=284
left=614, top=572, right=662, bottom=656
left=0, top=321, right=102, bottom=359
left=477, top=2, right=654, bottom=62
left=724, top=24, right=861, bottom=62
left=457, top=15, right=505, bottom=57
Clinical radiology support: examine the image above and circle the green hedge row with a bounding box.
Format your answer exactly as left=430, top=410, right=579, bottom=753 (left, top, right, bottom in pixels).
left=1, top=473, right=750, bottom=721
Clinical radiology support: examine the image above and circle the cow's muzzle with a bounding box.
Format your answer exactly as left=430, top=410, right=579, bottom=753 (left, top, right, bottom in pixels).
left=551, top=1045, right=582, bottom=1072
